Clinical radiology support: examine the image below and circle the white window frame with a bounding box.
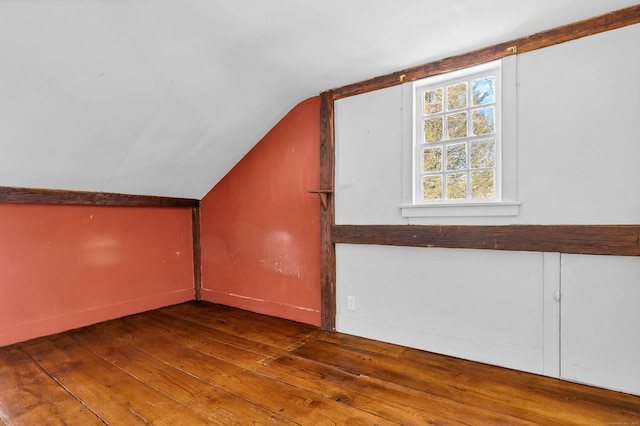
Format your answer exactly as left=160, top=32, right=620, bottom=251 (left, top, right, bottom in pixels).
left=401, top=57, right=519, bottom=218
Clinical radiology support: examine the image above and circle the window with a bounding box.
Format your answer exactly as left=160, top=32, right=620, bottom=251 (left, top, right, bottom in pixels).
left=401, top=58, right=519, bottom=217
left=418, top=68, right=498, bottom=202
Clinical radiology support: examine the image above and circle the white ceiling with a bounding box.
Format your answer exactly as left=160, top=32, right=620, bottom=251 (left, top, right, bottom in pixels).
left=1, top=0, right=636, bottom=199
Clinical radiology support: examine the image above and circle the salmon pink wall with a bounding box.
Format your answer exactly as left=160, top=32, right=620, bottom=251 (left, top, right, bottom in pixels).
left=200, top=97, right=321, bottom=326
left=0, top=204, right=194, bottom=346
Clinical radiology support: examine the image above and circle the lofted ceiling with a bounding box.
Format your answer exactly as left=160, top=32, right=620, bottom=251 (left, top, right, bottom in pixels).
left=1, top=0, right=636, bottom=199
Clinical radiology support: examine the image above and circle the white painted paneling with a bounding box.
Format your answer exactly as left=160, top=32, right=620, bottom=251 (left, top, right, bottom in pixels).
left=560, top=254, right=640, bottom=395
left=337, top=244, right=548, bottom=374
left=335, top=86, right=404, bottom=225
left=542, top=252, right=561, bottom=377
left=516, top=23, right=640, bottom=225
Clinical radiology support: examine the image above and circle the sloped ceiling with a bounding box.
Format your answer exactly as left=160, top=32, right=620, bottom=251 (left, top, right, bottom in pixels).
left=1, top=0, right=636, bottom=199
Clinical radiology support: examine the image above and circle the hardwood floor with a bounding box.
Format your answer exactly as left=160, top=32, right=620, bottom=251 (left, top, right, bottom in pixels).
left=1, top=302, right=638, bottom=425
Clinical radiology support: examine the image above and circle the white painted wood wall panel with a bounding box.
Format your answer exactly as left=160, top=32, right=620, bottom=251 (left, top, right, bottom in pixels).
left=542, top=252, right=561, bottom=377
left=335, top=86, right=403, bottom=225
left=337, top=245, right=551, bottom=374
left=560, top=254, right=640, bottom=396
left=515, top=23, right=640, bottom=225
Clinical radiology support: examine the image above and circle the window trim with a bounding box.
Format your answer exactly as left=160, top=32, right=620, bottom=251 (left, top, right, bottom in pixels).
left=401, top=56, right=519, bottom=218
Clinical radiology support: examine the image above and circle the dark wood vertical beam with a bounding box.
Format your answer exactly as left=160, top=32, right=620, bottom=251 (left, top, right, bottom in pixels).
left=319, top=91, right=336, bottom=331
left=191, top=206, right=203, bottom=301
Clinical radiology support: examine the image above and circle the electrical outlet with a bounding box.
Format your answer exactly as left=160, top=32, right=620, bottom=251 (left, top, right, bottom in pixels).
left=347, top=296, right=356, bottom=311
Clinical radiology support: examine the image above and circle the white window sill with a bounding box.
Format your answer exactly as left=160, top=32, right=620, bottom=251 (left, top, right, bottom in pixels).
left=400, top=201, right=520, bottom=218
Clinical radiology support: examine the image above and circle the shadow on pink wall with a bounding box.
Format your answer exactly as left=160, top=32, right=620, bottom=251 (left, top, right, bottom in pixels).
left=200, top=97, right=321, bottom=326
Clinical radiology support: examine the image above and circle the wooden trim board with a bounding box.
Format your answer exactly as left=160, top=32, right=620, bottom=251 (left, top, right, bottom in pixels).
left=332, top=225, right=640, bottom=257
left=0, top=186, right=199, bottom=208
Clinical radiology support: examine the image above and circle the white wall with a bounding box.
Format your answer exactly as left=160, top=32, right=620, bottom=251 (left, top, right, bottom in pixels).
left=335, top=24, right=640, bottom=394
left=337, top=245, right=554, bottom=374
left=560, top=254, right=640, bottom=395
left=336, top=23, right=640, bottom=226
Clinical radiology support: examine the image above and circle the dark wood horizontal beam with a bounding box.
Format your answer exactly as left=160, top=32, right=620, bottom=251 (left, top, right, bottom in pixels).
left=332, top=224, right=640, bottom=257
left=331, top=4, right=640, bottom=100
left=0, top=186, right=199, bottom=208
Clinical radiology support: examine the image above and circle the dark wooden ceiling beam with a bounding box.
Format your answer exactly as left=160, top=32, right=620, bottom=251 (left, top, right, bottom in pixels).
left=332, top=4, right=640, bottom=100
left=0, top=186, right=199, bottom=208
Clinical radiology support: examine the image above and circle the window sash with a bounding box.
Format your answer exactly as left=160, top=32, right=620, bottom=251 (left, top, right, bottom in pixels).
left=413, top=61, right=502, bottom=205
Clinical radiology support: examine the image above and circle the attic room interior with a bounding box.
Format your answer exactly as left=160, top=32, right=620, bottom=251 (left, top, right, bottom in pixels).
left=1, top=0, right=640, bottom=424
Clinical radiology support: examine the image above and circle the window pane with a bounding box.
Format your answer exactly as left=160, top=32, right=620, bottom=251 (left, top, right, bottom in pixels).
left=423, top=147, right=442, bottom=172
left=472, top=107, right=494, bottom=135
left=447, top=112, right=467, bottom=139
left=447, top=82, right=467, bottom=110
left=471, top=170, right=495, bottom=199
left=471, top=140, right=495, bottom=169
left=446, top=142, right=467, bottom=170
left=424, top=117, right=443, bottom=142
left=472, top=77, right=495, bottom=106
left=423, top=175, right=442, bottom=201
left=447, top=172, right=467, bottom=199
left=424, top=88, right=443, bottom=114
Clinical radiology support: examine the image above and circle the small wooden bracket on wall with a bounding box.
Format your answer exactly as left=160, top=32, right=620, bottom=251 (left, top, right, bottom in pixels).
left=308, top=189, right=333, bottom=210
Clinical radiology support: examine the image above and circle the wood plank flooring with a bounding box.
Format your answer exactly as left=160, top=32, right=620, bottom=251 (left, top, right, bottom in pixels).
left=1, top=301, right=639, bottom=425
